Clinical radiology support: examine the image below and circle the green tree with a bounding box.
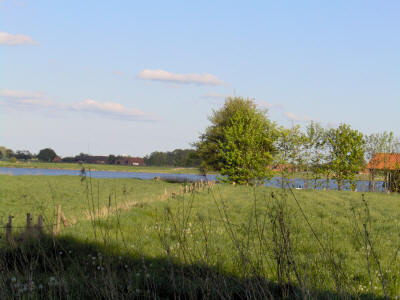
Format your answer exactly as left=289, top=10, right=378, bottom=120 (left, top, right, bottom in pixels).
left=107, top=154, right=117, bottom=164
left=5, top=149, right=14, bottom=159
left=364, top=131, right=400, bottom=163
left=196, top=97, right=278, bottom=184
left=37, top=148, right=57, bottom=162
left=326, top=124, right=365, bottom=190
left=274, top=125, right=307, bottom=188
left=305, top=122, right=328, bottom=189
left=15, top=150, right=33, bottom=160
left=0, top=146, right=6, bottom=158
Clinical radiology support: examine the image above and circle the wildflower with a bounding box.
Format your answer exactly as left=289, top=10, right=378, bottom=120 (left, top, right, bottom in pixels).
left=48, top=276, right=58, bottom=286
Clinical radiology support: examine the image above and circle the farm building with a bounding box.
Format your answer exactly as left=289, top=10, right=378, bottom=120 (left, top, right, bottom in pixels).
left=367, top=153, right=400, bottom=192
left=116, top=157, right=144, bottom=166
left=52, top=156, right=62, bottom=163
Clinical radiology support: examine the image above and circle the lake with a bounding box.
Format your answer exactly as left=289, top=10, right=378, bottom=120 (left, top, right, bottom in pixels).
left=0, top=167, right=384, bottom=192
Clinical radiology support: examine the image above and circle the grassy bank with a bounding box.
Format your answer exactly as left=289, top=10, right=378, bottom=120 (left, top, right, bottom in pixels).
left=0, top=160, right=204, bottom=174
left=0, top=175, right=399, bottom=298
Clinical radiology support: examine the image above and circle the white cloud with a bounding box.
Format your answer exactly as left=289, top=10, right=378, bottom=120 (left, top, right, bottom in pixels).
left=0, top=89, right=44, bottom=99
left=69, top=99, right=152, bottom=120
left=14, top=98, right=53, bottom=106
left=0, top=32, right=37, bottom=45
left=0, top=89, right=154, bottom=121
left=139, top=69, right=225, bottom=86
left=283, top=111, right=313, bottom=122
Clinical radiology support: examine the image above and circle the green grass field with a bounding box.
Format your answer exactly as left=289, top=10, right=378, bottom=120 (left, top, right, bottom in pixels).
left=0, top=174, right=399, bottom=299
left=0, top=160, right=204, bottom=174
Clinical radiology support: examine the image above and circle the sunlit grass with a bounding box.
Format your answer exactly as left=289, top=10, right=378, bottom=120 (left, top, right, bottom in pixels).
left=0, top=174, right=399, bottom=298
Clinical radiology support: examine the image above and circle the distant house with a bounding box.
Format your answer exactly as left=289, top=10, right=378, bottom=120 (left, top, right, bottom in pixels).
left=270, top=164, right=295, bottom=172
left=116, top=157, right=144, bottom=166
left=367, top=153, right=400, bottom=192
left=53, top=156, right=62, bottom=163
left=367, top=153, right=400, bottom=171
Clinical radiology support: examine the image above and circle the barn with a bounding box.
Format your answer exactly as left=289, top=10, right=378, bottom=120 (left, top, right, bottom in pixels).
left=367, top=153, right=400, bottom=192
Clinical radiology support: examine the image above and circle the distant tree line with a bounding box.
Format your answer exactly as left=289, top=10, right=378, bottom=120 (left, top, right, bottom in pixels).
left=0, top=148, right=145, bottom=165
left=143, top=149, right=201, bottom=167
left=0, top=147, right=57, bottom=162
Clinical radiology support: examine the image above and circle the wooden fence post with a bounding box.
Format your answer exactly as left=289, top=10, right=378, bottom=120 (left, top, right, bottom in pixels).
left=26, top=213, right=33, bottom=236
left=6, top=215, right=13, bottom=245
left=61, top=212, right=68, bottom=227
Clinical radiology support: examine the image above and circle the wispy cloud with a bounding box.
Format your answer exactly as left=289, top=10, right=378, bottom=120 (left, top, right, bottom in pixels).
left=201, top=92, right=229, bottom=99
left=326, top=121, right=339, bottom=129
left=0, top=89, right=155, bottom=121
left=283, top=111, right=313, bottom=123
left=111, top=70, right=124, bottom=76
left=139, top=69, right=225, bottom=86
left=0, top=32, right=37, bottom=45
left=0, top=89, right=44, bottom=99
left=256, top=100, right=285, bottom=110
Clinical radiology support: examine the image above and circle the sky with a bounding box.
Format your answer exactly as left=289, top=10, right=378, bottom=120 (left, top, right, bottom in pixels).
left=1, top=0, right=400, bottom=157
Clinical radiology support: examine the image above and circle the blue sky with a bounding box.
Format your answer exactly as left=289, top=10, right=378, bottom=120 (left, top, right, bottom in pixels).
left=1, top=0, right=399, bottom=157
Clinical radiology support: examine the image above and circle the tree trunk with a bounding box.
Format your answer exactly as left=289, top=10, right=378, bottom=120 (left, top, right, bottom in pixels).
left=368, top=170, right=372, bottom=192
left=337, top=178, right=342, bottom=191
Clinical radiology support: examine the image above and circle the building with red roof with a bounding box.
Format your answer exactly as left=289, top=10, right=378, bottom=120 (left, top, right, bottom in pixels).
left=367, top=153, right=400, bottom=192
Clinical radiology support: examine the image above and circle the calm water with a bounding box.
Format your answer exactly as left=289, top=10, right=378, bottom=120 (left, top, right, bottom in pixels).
left=0, top=167, right=384, bottom=192
left=0, top=167, right=217, bottom=182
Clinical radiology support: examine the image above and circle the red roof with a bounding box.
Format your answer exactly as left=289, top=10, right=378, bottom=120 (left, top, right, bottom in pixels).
left=367, top=153, right=400, bottom=170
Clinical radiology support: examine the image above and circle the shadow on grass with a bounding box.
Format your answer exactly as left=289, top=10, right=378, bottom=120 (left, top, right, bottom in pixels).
left=0, top=233, right=383, bottom=300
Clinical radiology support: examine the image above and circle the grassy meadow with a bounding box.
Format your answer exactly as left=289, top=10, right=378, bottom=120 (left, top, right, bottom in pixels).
left=0, top=174, right=400, bottom=299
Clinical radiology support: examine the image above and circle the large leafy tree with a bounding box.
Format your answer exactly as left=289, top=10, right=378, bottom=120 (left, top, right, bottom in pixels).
left=196, top=97, right=278, bottom=184
left=37, top=148, right=57, bottom=162
left=326, top=124, right=365, bottom=190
